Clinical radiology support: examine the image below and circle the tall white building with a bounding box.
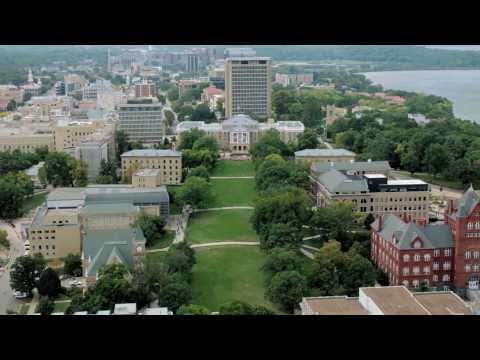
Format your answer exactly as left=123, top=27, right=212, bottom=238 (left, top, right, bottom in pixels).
left=224, top=57, right=272, bottom=119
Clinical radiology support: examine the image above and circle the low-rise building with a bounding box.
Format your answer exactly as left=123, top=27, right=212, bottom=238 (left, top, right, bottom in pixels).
left=275, top=73, right=314, bottom=87
left=121, top=149, right=182, bottom=185
left=300, top=286, right=472, bottom=315
left=178, top=79, right=203, bottom=97
left=132, top=169, right=162, bottom=188
left=134, top=81, right=157, bottom=98
left=54, top=120, right=98, bottom=152
left=201, top=85, right=224, bottom=111
left=295, top=148, right=356, bottom=165
left=176, top=114, right=304, bottom=154
left=325, top=105, right=348, bottom=126
left=0, top=133, right=54, bottom=153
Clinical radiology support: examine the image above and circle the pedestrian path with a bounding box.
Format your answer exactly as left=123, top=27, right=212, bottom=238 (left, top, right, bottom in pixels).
left=27, top=292, right=39, bottom=315
left=300, top=248, right=315, bottom=260
left=302, top=244, right=320, bottom=252
left=146, top=241, right=260, bottom=253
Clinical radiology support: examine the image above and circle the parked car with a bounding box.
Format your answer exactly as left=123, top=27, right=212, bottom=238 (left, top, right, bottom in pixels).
left=13, top=291, right=27, bottom=299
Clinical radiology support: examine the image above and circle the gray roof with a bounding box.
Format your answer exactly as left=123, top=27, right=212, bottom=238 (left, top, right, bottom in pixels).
left=371, top=214, right=453, bottom=250
left=222, top=114, right=258, bottom=129
left=453, top=185, right=480, bottom=218
left=83, top=228, right=145, bottom=277
left=312, top=161, right=391, bottom=174
left=84, top=185, right=169, bottom=205
left=317, top=169, right=368, bottom=194
left=47, top=187, right=86, bottom=202
left=295, top=148, right=356, bottom=157
left=79, top=203, right=139, bottom=216
left=121, top=149, right=181, bottom=158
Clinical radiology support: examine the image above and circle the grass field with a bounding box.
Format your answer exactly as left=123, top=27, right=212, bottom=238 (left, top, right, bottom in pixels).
left=147, top=231, right=175, bottom=250
left=208, top=179, right=256, bottom=208
left=210, top=160, right=255, bottom=177
left=53, top=301, right=71, bottom=313
left=191, top=246, right=276, bottom=312
left=185, top=210, right=258, bottom=244
left=19, top=304, right=29, bottom=315
left=22, top=193, right=47, bottom=214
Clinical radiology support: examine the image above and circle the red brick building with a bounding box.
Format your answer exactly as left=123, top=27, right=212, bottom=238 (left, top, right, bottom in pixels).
left=371, top=214, right=454, bottom=291
left=371, top=185, right=480, bottom=295
left=444, top=185, right=480, bottom=293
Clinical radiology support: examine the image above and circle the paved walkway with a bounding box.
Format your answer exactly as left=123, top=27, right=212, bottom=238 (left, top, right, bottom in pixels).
left=300, top=248, right=315, bottom=259
left=27, top=291, right=39, bottom=315
left=210, top=176, right=254, bottom=179
left=302, top=244, right=320, bottom=252
left=146, top=241, right=260, bottom=253
left=195, top=206, right=254, bottom=212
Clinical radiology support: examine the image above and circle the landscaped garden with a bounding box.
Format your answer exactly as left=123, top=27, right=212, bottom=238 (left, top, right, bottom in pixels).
left=191, top=246, right=276, bottom=312
left=210, top=160, right=255, bottom=177
left=185, top=210, right=258, bottom=244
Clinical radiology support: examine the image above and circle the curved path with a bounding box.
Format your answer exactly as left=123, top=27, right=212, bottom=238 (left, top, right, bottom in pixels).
left=146, top=241, right=260, bottom=253
left=210, top=176, right=254, bottom=179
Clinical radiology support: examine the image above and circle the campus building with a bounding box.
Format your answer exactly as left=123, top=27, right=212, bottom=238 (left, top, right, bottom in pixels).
left=134, top=81, right=157, bottom=98
left=0, top=133, right=54, bottom=152
left=300, top=286, right=472, bottom=315
left=310, top=162, right=430, bottom=221
left=132, top=169, right=162, bottom=188
left=176, top=114, right=304, bottom=154
left=224, top=57, right=272, bottom=119
left=275, top=73, right=314, bottom=87
left=121, top=149, right=182, bottom=185
left=53, top=120, right=98, bottom=152
left=295, top=148, right=356, bottom=165
left=117, top=102, right=164, bottom=144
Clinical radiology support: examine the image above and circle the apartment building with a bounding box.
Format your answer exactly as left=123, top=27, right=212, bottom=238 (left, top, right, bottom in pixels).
left=53, top=120, right=98, bottom=152
left=117, top=102, right=164, bottom=144
left=177, top=114, right=304, bottom=154
left=121, top=149, right=182, bottom=185
left=224, top=57, right=272, bottom=119
left=300, top=286, right=472, bottom=315
left=295, top=148, right=356, bottom=165
left=177, top=79, right=203, bottom=97
left=310, top=161, right=430, bottom=221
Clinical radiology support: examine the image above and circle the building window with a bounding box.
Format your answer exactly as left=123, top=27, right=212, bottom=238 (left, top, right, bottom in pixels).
left=413, top=280, right=420, bottom=288
left=402, top=280, right=409, bottom=287
left=414, top=254, right=420, bottom=262
left=465, top=264, right=471, bottom=272
left=433, top=262, right=439, bottom=270
left=434, top=249, right=440, bottom=257
left=403, top=254, right=410, bottom=262
left=474, top=251, right=480, bottom=259
left=443, top=261, right=451, bottom=270
left=413, top=266, right=420, bottom=275
left=442, top=274, right=450, bottom=282
left=433, top=274, right=438, bottom=282
left=403, top=267, right=409, bottom=276
left=444, top=249, right=451, bottom=257
left=423, top=266, right=430, bottom=275
left=468, top=222, right=473, bottom=230
left=466, top=251, right=472, bottom=259
left=424, top=254, right=431, bottom=262
left=413, top=241, right=421, bottom=249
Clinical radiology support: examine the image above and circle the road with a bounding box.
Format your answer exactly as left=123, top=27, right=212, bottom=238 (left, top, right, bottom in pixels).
left=0, top=220, right=25, bottom=314
left=318, top=137, right=333, bottom=149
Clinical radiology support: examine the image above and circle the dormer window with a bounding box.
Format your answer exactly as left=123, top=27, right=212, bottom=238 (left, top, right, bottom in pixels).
left=413, top=241, right=421, bottom=249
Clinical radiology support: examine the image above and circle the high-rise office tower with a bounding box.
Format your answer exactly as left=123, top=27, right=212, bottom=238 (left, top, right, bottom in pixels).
left=117, top=102, right=164, bottom=144
left=224, top=57, right=272, bottom=119
left=186, top=53, right=200, bottom=75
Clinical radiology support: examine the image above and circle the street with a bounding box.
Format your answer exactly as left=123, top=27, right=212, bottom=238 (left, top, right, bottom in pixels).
left=0, top=220, right=26, bottom=314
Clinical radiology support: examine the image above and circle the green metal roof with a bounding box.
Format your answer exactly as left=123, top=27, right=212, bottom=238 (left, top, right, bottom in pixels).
left=83, top=228, right=145, bottom=277
left=453, top=185, right=480, bottom=218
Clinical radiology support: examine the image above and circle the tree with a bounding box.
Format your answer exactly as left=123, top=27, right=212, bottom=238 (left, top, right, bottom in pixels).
left=36, top=296, right=54, bottom=315
left=7, top=99, right=16, bottom=111
left=167, top=87, right=179, bottom=102
left=191, top=103, right=216, bottom=123
left=363, top=213, right=376, bottom=230
left=44, top=152, right=76, bottom=187
left=266, top=271, right=308, bottom=313
left=182, top=149, right=219, bottom=170
left=178, top=128, right=206, bottom=150
left=250, top=129, right=289, bottom=163
left=219, top=301, right=275, bottom=315
left=176, top=304, right=210, bottom=315
left=177, top=105, right=195, bottom=121
left=99, top=159, right=118, bottom=183
left=376, top=268, right=390, bottom=286
left=157, top=276, right=192, bottom=313
left=164, top=109, right=175, bottom=128
left=187, top=166, right=210, bottom=182
left=424, top=143, right=451, bottom=178
left=10, top=254, right=46, bottom=296
left=37, top=268, right=62, bottom=298
left=0, top=229, right=9, bottom=249
left=164, top=251, right=193, bottom=282
left=178, top=176, right=212, bottom=209
left=260, top=222, right=303, bottom=250
left=342, top=248, right=376, bottom=296
left=296, top=128, right=320, bottom=150
left=134, top=213, right=166, bottom=247
left=157, top=94, right=166, bottom=105
left=262, top=248, right=303, bottom=280
left=73, top=160, right=88, bottom=187
left=38, top=166, right=48, bottom=188
left=0, top=172, right=34, bottom=219
left=192, top=135, right=220, bottom=153
left=401, top=149, right=421, bottom=176
left=95, top=175, right=113, bottom=184
left=170, top=242, right=196, bottom=268
left=63, top=254, right=82, bottom=277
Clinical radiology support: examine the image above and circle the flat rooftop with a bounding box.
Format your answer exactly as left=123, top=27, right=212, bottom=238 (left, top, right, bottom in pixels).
left=295, top=148, right=356, bottom=157
left=387, top=179, right=428, bottom=186
left=361, top=287, right=429, bottom=315
left=364, top=173, right=387, bottom=179
left=303, top=297, right=368, bottom=315
left=412, top=292, right=473, bottom=315
left=121, top=149, right=181, bottom=158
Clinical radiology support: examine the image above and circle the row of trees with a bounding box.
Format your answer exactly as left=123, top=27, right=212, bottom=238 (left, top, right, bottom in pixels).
left=178, top=128, right=220, bottom=171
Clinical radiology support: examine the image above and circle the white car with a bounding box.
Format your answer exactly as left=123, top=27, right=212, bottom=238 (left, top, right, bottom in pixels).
left=13, top=291, right=28, bottom=299
left=70, top=279, right=82, bottom=286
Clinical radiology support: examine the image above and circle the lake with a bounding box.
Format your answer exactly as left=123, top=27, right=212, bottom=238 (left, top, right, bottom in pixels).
left=363, top=70, right=480, bottom=123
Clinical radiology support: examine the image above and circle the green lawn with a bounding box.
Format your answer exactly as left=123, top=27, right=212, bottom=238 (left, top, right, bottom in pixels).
left=146, top=251, right=168, bottom=263
left=22, top=193, right=47, bottom=214
left=53, top=301, right=71, bottom=313
left=19, top=304, right=29, bottom=315
left=185, top=210, right=258, bottom=244
left=191, top=246, right=276, bottom=312
left=208, top=179, right=256, bottom=208
left=147, top=231, right=175, bottom=250
left=210, top=160, right=255, bottom=177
